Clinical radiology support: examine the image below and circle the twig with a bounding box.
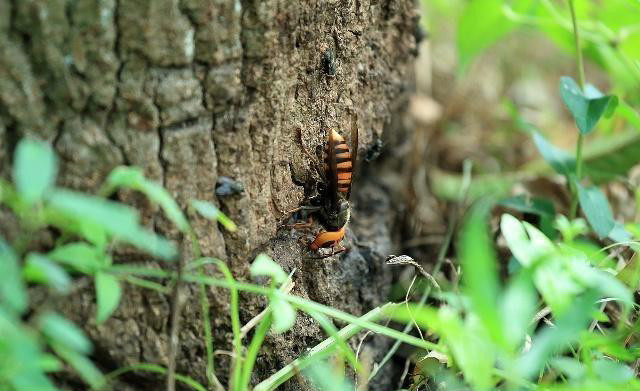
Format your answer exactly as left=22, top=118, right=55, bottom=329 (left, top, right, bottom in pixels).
left=366, top=160, right=473, bottom=384
left=397, top=357, right=412, bottom=390
left=386, top=255, right=441, bottom=291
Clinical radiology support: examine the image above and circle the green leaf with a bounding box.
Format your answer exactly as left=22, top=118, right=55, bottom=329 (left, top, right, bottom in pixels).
left=48, top=242, right=105, bottom=274
left=516, top=290, right=598, bottom=378
left=457, top=0, right=519, bottom=73
left=577, top=184, right=615, bottom=238
left=584, top=131, right=640, bottom=185
left=498, top=195, right=556, bottom=237
left=23, top=253, right=71, bottom=294
left=38, top=312, right=92, bottom=354
left=191, top=199, right=237, bottom=232
left=549, top=357, right=586, bottom=380
left=501, top=214, right=553, bottom=267
left=47, top=189, right=177, bottom=260
left=559, top=77, right=617, bottom=135
left=95, top=272, right=122, bottom=323
left=500, top=270, right=536, bottom=349
left=592, top=359, right=633, bottom=384
left=0, top=308, right=59, bottom=391
left=51, top=343, right=103, bottom=389
left=460, top=200, right=503, bottom=346
left=104, top=166, right=190, bottom=232
left=0, top=238, right=28, bottom=314
left=569, top=261, right=633, bottom=309
left=270, top=295, right=296, bottom=334
left=532, top=131, right=576, bottom=178
left=250, top=253, right=287, bottom=285
left=303, top=360, right=354, bottom=391
left=12, top=139, right=57, bottom=203
left=440, top=308, right=495, bottom=391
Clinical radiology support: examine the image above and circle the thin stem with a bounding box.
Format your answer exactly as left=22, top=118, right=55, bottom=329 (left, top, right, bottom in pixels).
left=567, top=0, right=585, bottom=90
left=567, top=0, right=586, bottom=219
left=166, top=246, right=185, bottom=391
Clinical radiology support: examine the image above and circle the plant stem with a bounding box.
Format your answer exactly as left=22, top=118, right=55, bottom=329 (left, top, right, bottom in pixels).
left=567, top=0, right=586, bottom=219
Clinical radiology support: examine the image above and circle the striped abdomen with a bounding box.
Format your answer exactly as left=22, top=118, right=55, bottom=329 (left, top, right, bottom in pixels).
left=324, top=129, right=353, bottom=194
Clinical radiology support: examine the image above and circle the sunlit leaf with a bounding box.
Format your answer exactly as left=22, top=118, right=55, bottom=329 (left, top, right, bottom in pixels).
left=48, top=242, right=106, bottom=274
left=0, top=238, right=28, bottom=314
left=457, top=0, right=534, bottom=72
left=51, top=343, right=103, bottom=389
left=559, top=77, right=617, bottom=135
left=250, top=253, right=287, bottom=285
left=460, top=200, right=503, bottom=346
left=550, top=357, right=586, bottom=380
left=95, top=272, right=122, bottom=323
left=23, top=253, right=71, bottom=294
left=500, top=270, right=536, bottom=349
left=269, top=295, right=296, bottom=334
left=191, top=199, right=237, bottom=232
left=104, top=166, right=189, bottom=232
left=516, top=290, right=598, bottom=378
left=592, top=359, right=633, bottom=384
left=304, top=360, right=354, bottom=391
left=47, top=189, right=176, bottom=260
left=13, top=139, right=57, bottom=204
left=38, top=312, right=92, bottom=354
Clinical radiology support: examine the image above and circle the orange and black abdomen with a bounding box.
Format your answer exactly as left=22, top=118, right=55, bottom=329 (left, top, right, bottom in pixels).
left=310, top=227, right=346, bottom=250
left=324, top=129, right=352, bottom=195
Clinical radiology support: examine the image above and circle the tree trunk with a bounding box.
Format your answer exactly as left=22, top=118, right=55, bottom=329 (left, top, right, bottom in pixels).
left=0, top=0, right=419, bottom=389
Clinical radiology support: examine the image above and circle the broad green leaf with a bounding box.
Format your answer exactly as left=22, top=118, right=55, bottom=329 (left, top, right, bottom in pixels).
left=250, top=253, right=287, bottom=285
left=460, top=201, right=505, bottom=353
left=104, top=166, right=189, bottom=232
left=191, top=199, right=237, bottom=232
left=13, top=139, right=57, bottom=203
left=500, top=270, right=536, bottom=349
left=304, top=360, right=354, bottom=391
left=559, top=77, right=617, bottom=135
left=23, top=253, right=71, bottom=294
left=47, top=189, right=176, bottom=260
left=440, top=308, right=495, bottom=391
left=498, top=195, right=556, bottom=236
left=51, top=343, right=103, bottom=389
left=457, top=0, right=520, bottom=73
left=48, top=242, right=105, bottom=274
left=501, top=214, right=553, bottom=267
left=269, top=295, right=296, bottom=334
left=0, top=308, right=58, bottom=391
left=569, top=261, right=633, bottom=309
left=516, top=290, right=598, bottom=378
left=577, top=184, right=615, bottom=238
left=583, top=131, right=640, bottom=184
left=95, top=272, right=122, bottom=323
left=608, top=222, right=632, bottom=243
left=502, top=215, right=584, bottom=316
left=532, top=131, right=575, bottom=178
left=550, top=357, right=586, bottom=380
left=38, top=312, right=92, bottom=354
left=592, top=359, right=633, bottom=384
left=38, top=354, right=63, bottom=372
left=0, top=238, right=28, bottom=314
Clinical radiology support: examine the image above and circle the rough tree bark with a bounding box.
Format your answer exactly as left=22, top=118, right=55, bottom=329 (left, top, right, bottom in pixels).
left=0, top=0, right=419, bottom=389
